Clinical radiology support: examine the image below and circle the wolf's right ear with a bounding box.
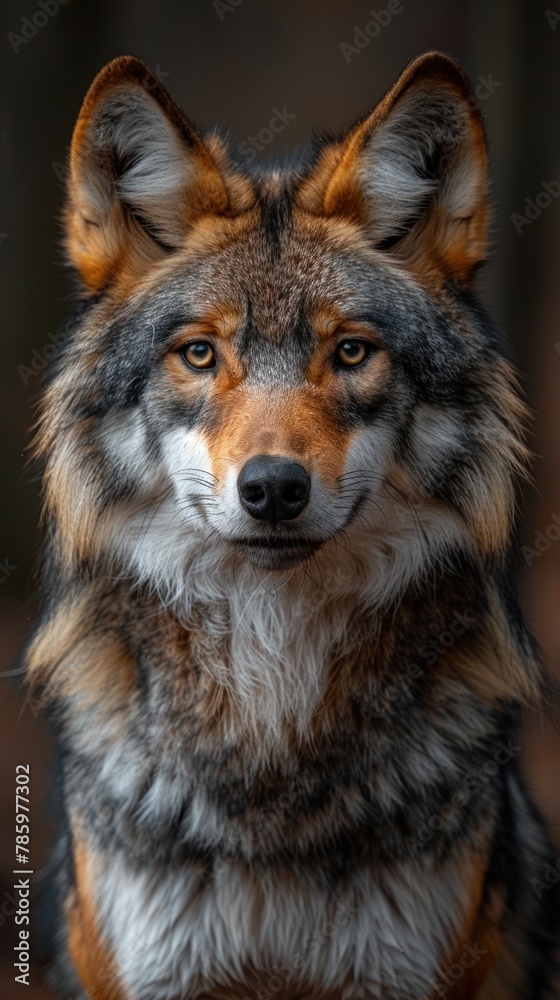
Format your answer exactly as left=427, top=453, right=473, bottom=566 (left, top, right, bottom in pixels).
left=65, top=56, right=250, bottom=292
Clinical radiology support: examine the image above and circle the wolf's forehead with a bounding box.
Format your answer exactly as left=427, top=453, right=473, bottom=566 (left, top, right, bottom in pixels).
left=186, top=228, right=364, bottom=343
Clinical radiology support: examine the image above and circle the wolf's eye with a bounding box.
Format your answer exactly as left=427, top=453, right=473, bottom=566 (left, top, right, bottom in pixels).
left=335, top=339, right=372, bottom=368
left=181, top=341, right=216, bottom=370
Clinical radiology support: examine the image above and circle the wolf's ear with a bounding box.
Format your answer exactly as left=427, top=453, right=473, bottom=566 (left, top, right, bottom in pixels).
left=299, top=52, right=488, bottom=286
left=66, top=56, right=243, bottom=292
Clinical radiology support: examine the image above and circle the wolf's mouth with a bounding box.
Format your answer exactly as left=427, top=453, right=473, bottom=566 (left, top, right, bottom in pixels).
left=230, top=535, right=323, bottom=569
left=225, top=492, right=368, bottom=568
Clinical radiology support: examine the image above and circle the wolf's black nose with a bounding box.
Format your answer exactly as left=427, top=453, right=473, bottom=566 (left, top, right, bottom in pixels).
left=237, top=456, right=311, bottom=521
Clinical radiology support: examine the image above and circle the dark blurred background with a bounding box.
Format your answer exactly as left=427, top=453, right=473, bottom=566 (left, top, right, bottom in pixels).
left=1, top=0, right=559, bottom=996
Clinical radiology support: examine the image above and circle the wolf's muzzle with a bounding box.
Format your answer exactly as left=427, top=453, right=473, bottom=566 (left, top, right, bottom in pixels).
left=237, top=455, right=310, bottom=522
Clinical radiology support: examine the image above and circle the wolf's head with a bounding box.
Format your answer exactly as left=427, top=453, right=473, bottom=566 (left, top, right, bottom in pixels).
left=37, top=53, right=527, bottom=608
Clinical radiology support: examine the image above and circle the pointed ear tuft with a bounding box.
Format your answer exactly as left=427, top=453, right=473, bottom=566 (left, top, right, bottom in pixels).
left=66, top=56, right=240, bottom=292
left=299, top=53, right=489, bottom=286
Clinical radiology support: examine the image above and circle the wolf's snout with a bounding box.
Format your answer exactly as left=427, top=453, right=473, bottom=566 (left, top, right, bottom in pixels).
left=237, top=456, right=310, bottom=522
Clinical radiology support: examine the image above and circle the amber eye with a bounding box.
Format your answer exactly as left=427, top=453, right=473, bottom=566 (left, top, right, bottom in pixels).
left=335, top=339, right=372, bottom=368
left=181, top=341, right=216, bottom=370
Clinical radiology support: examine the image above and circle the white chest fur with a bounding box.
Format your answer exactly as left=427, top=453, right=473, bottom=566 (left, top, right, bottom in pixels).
left=92, top=848, right=465, bottom=999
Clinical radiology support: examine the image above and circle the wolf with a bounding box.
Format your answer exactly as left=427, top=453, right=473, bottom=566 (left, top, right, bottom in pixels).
left=25, top=51, right=559, bottom=998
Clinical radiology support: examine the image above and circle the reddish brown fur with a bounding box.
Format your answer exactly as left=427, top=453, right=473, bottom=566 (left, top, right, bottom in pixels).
left=67, top=834, right=127, bottom=1000
left=430, top=848, right=504, bottom=998
left=298, top=52, right=488, bottom=290
left=66, top=56, right=254, bottom=294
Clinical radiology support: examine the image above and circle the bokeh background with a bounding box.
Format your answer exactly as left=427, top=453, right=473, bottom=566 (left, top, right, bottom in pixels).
left=1, top=0, right=559, bottom=996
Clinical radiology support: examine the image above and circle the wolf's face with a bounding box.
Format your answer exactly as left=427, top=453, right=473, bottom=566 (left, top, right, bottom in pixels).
left=38, top=53, right=526, bottom=601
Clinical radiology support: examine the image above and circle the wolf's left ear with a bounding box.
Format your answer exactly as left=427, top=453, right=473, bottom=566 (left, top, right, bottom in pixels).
left=65, top=56, right=249, bottom=292
left=299, top=52, right=488, bottom=286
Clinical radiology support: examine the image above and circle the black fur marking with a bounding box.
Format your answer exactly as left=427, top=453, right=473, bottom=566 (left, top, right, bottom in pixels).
left=258, top=186, right=292, bottom=257
left=236, top=304, right=314, bottom=377
left=81, top=307, right=188, bottom=416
